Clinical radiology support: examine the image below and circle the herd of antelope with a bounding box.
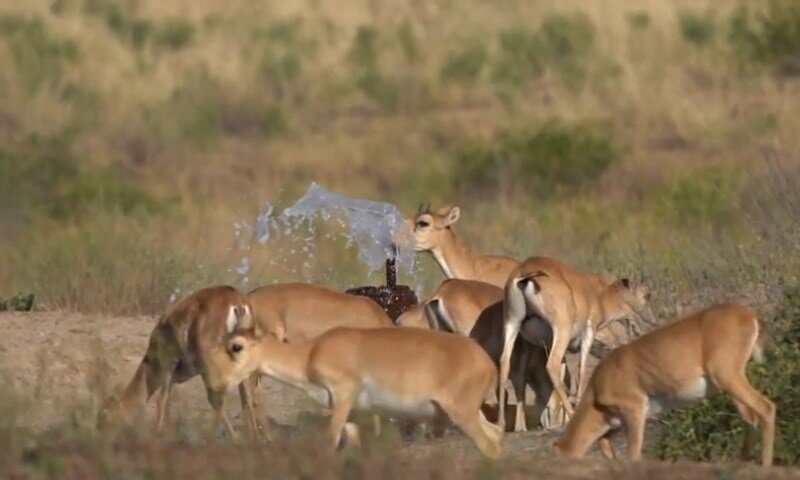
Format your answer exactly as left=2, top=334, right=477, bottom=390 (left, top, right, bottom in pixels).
left=96, top=205, right=776, bottom=466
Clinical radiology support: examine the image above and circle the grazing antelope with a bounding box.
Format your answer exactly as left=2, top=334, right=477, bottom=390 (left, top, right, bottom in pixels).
left=498, top=257, right=651, bottom=428
left=97, top=285, right=260, bottom=439
left=553, top=304, right=775, bottom=466
left=222, top=325, right=505, bottom=458
left=243, top=282, right=394, bottom=437
left=407, top=205, right=517, bottom=288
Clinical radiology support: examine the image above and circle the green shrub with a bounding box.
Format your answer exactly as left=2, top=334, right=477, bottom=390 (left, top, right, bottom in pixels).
left=654, top=165, right=741, bottom=228
left=652, top=287, right=800, bottom=464
left=440, top=38, right=487, bottom=84
left=679, top=11, right=716, bottom=46
left=0, top=135, right=162, bottom=221
left=155, top=18, right=195, bottom=51
left=347, top=25, right=380, bottom=71
left=397, top=19, right=419, bottom=65
left=627, top=11, right=651, bottom=31
left=491, top=12, right=595, bottom=89
left=453, top=121, right=618, bottom=198
left=491, top=26, right=544, bottom=88
left=0, top=13, right=79, bottom=95
left=103, top=4, right=151, bottom=51
left=261, top=105, right=289, bottom=138
left=728, top=0, right=800, bottom=73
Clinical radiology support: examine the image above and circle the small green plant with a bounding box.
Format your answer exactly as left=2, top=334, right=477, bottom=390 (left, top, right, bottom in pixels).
left=627, top=11, right=651, bottom=31
left=347, top=25, right=380, bottom=71
left=155, top=17, right=195, bottom=50
left=440, top=38, right=487, bottom=84
left=397, top=19, right=419, bottom=65
left=0, top=13, right=80, bottom=95
left=261, top=105, right=289, bottom=138
left=728, top=0, right=800, bottom=73
left=679, top=10, right=716, bottom=47
left=654, top=165, right=741, bottom=228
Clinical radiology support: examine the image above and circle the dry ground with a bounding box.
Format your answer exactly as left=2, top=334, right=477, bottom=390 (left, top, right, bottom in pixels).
left=1, top=311, right=797, bottom=479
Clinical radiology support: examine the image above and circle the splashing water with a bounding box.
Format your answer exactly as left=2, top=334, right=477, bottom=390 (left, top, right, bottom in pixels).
left=168, top=183, right=420, bottom=304
left=182, top=182, right=419, bottom=299
left=278, top=183, right=415, bottom=275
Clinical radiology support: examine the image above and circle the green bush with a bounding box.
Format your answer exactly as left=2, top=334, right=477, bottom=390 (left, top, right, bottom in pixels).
left=652, top=287, right=800, bottom=465
left=440, top=38, right=487, bottom=84
left=491, top=12, right=595, bottom=89
left=627, top=11, right=651, bottom=31
left=347, top=25, right=380, bottom=71
left=453, top=121, right=618, bottom=198
left=728, top=0, right=800, bottom=73
left=679, top=10, right=716, bottom=46
left=654, top=165, right=741, bottom=228
left=154, top=18, right=195, bottom=51
left=397, top=19, right=419, bottom=65
left=0, top=13, right=79, bottom=95
left=0, top=135, right=162, bottom=221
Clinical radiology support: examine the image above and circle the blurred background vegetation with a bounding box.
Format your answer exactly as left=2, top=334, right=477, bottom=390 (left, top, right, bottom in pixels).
left=1, top=0, right=800, bottom=462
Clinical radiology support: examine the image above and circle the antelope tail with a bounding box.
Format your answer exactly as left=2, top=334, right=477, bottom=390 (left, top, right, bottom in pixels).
left=424, top=299, right=459, bottom=334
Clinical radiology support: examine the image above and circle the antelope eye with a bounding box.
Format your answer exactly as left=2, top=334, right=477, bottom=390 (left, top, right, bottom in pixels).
left=416, top=220, right=430, bottom=228
left=230, top=343, right=243, bottom=353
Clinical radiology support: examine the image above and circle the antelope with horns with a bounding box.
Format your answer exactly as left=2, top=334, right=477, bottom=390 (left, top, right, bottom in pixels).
left=406, top=205, right=517, bottom=288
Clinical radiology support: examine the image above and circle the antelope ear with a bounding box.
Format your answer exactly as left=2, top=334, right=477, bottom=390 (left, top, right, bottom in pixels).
left=226, top=306, right=240, bottom=333
left=621, top=278, right=632, bottom=289
left=444, top=206, right=461, bottom=226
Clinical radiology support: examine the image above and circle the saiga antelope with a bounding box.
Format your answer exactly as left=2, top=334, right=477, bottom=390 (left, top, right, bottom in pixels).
left=407, top=204, right=517, bottom=288
left=498, top=257, right=651, bottom=428
left=405, top=205, right=634, bottom=398
left=222, top=324, right=504, bottom=458
left=97, top=285, right=260, bottom=439
left=553, top=303, right=775, bottom=466
left=243, top=282, right=394, bottom=437
left=396, top=278, right=552, bottom=432
left=246, top=282, right=394, bottom=343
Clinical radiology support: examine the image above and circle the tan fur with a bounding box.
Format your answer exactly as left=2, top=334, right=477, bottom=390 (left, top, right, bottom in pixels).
left=395, top=303, right=428, bottom=329
left=553, top=304, right=775, bottom=466
left=242, top=282, right=394, bottom=436
left=246, top=283, right=393, bottom=342
left=396, top=278, right=549, bottom=433
left=97, top=285, right=261, bottom=439
left=498, top=256, right=651, bottom=427
left=223, top=327, right=504, bottom=458
left=406, top=205, right=517, bottom=287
